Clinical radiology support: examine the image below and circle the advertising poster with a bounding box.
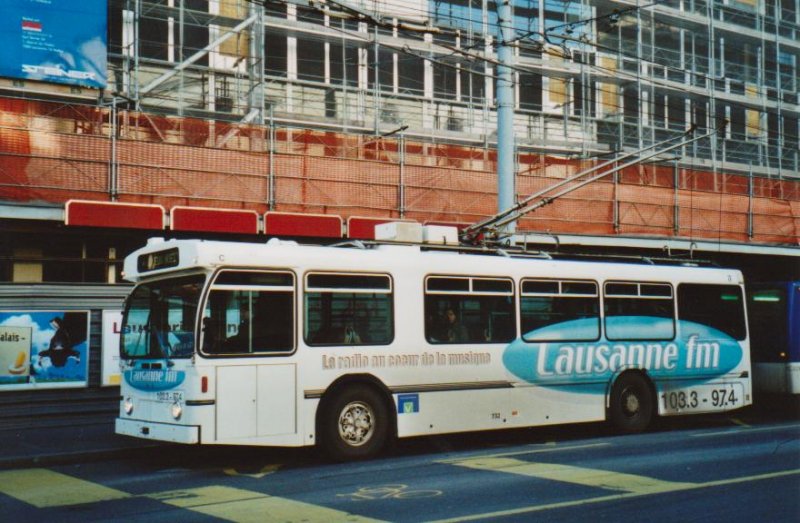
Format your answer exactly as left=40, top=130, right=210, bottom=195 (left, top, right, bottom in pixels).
left=0, top=0, right=107, bottom=89
left=102, top=310, right=123, bottom=386
left=0, top=311, right=89, bottom=390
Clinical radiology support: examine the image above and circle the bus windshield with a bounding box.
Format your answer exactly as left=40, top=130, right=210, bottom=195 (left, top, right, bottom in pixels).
left=121, top=275, right=205, bottom=359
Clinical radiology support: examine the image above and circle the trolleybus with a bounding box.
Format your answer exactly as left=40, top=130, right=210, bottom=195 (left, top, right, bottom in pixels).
left=116, top=234, right=752, bottom=460
left=748, top=281, right=800, bottom=395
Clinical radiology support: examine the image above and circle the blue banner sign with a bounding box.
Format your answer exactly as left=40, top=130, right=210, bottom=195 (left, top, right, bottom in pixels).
left=503, top=317, right=744, bottom=393
left=0, top=0, right=107, bottom=89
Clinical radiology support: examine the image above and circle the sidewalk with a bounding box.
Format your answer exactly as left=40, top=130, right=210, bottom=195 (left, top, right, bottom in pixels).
left=0, top=421, right=164, bottom=469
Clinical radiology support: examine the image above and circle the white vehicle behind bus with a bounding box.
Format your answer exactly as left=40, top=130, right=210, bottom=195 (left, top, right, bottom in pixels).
left=116, top=234, right=752, bottom=460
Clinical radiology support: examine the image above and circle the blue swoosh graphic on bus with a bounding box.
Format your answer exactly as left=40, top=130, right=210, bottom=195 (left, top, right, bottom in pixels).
left=502, top=317, right=743, bottom=392
left=124, top=368, right=185, bottom=391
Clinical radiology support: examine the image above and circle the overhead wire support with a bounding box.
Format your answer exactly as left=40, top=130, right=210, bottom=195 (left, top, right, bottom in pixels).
left=462, top=122, right=727, bottom=245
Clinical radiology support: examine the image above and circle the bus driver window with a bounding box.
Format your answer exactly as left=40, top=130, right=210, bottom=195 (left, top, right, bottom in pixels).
left=201, top=270, right=295, bottom=355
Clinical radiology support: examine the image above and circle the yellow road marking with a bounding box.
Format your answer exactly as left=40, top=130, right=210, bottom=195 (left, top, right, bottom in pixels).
left=429, top=468, right=800, bottom=523
left=148, top=486, right=384, bottom=523
left=436, top=443, right=609, bottom=464
left=0, top=468, right=129, bottom=508
left=223, top=464, right=282, bottom=478
left=449, top=457, right=695, bottom=494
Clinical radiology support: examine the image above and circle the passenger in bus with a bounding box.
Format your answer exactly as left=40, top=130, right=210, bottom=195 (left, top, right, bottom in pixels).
left=224, top=306, right=252, bottom=352
left=312, top=321, right=362, bottom=344
left=201, top=317, right=221, bottom=353
left=445, top=308, right=469, bottom=343
left=343, top=324, right=361, bottom=344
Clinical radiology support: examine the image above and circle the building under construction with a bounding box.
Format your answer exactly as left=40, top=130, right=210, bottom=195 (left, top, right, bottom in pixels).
left=0, top=1, right=798, bottom=423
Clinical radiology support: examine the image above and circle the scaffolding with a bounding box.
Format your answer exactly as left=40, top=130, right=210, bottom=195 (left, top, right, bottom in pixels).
left=0, top=1, right=797, bottom=247
left=1, top=96, right=797, bottom=244
left=105, top=0, right=799, bottom=181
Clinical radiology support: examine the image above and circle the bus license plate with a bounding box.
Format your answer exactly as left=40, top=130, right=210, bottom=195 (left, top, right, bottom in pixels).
left=155, top=391, right=184, bottom=403
left=660, top=383, right=743, bottom=414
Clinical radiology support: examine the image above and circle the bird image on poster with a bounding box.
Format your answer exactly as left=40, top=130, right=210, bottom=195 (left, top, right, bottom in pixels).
left=0, top=311, right=89, bottom=388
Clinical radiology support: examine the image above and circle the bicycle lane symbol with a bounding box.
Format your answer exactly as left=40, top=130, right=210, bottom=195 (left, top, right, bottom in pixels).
left=337, top=484, right=442, bottom=501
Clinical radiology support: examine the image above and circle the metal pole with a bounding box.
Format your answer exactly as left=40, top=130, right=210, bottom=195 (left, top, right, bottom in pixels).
left=341, top=18, right=348, bottom=132
left=748, top=163, right=754, bottom=239
left=673, top=159, right=679, bottom=235
left=707, top=0, right=719, bottom=186
left=374, top=24, right=379, bottom=133
left=268, top=105, right=276, bottom=210
left=249, top=1, right=265, bottom=125
left=179, top=0, right=184, bottom=115
left=133, top=0, right=141, bottom=107
left=399, top=130, right=406, bottom=218
left=613, top=161, right=619, bottom=233
left=496, top=0, right=516, bottom=233
left=110, top=98, right=118, bottom=201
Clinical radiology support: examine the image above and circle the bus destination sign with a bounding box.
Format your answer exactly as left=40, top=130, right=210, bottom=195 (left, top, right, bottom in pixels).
left=138, top=248, right=179, bottom=272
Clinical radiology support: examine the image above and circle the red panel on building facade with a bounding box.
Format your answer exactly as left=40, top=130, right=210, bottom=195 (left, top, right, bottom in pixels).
left=347, top=217, right=416, bottom=239
left=171, top=206, right=259, bottom=234
left=264, top=212, right=343, bottom=238
left=65, top=200, right=165, bottom=230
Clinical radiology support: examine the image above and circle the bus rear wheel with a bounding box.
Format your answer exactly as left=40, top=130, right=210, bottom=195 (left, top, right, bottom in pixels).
left=609, top=372, right=654, bottom=433
left=320, top=385, right=390, bottom=461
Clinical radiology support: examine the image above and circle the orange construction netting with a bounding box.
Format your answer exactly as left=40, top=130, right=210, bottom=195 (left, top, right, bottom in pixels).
left=1, top=97, right=798, bottom=244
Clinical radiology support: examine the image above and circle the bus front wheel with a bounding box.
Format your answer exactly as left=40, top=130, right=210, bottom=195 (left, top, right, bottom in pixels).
left=320, top=385, right=389, bottom=461
left=609, top=372, right=654, bottom=433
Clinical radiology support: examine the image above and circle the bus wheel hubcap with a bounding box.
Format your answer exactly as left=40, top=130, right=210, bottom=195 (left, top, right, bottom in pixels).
left=338, top=401, right=374, bottom=447
left=623, top=389, right=640, bottom=416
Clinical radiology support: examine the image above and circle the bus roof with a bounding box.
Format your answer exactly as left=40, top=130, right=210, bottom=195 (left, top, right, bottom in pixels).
left=123, top=238, right=744, bottom=286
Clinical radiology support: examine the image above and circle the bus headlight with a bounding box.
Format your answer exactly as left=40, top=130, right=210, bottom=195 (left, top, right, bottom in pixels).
left=123, top=397, right=134, bottom=415
left=171, top=402, right=183, bottom=420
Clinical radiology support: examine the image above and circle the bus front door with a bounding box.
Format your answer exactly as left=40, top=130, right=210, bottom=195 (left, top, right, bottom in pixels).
left=216, top=364, right=297, bottom=440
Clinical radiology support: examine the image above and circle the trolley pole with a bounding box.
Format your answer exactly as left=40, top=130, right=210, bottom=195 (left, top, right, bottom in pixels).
left=496, top=0, right=516, bottom=234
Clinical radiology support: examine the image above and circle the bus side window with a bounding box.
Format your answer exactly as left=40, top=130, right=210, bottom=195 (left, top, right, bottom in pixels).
left=604, top=281, right=674, bottom=341
left=424, top=276, right=515, bottom=344
left=678, top=283, right=746, bottom=340
left=305, top=273, right=393, bottom=346
left=520, top=279, right=599, bottom=342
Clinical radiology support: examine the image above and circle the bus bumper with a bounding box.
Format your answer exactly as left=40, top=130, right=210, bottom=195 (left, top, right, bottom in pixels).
left=116, top=418, right=200, bottom=444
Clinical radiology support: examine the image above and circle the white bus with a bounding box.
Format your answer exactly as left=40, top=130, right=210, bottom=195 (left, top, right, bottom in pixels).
left=116, top=236, right=752, bottom=460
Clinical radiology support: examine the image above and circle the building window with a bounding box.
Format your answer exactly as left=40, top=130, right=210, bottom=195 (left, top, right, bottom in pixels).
left=265, top=32, right=288, bottom=77
left=368, top=48, right=396, bottom=92
left=398, top=53, right=425, bottom=95
left=330, top=41, right=360, bottom=88
left=623, top=85, right=639, bottom=122
left=297, top=36, right=325, bottom=82
left=519, top=71, right=542, bottom=112
left=653, top=92, right=667, bottom=128
left=668, top=94, right=686, bottom=130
